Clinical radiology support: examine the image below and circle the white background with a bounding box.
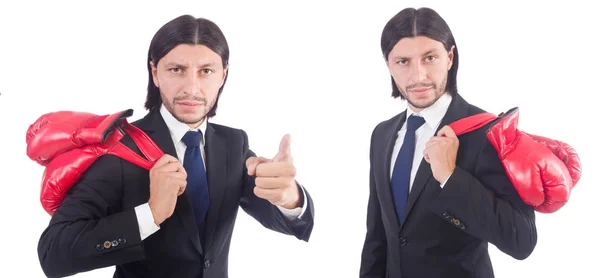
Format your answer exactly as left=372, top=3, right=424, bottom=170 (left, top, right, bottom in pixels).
left=0, top=0, right=597, bottom=277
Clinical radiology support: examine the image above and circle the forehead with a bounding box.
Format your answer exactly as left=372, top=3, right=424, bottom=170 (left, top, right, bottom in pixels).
left=389, top=36, right=446, bottom=58
left=159, top=44, right=222, bottom=66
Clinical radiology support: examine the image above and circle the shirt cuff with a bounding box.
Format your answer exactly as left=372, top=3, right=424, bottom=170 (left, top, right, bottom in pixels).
left=135, top=202, right=160, bottom=240
left=439, top=171, right=454, bottom=188
left=276, top=184, right=308, bottom=220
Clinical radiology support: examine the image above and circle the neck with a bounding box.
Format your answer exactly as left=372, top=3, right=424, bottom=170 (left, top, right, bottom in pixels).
left=186, top=118, right=205, bottom=129
left=408, top=104, right=424, bottom=113
left=407, top=91, right=448, bottom=113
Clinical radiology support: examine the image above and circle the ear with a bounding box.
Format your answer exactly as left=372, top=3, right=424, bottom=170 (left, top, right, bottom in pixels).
left=447, top=45, right=455, bottom=70
left=150, top=61, right=159, bottom=87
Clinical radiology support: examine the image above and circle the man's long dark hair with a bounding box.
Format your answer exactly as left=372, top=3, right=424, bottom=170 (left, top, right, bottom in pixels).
left=381, top=7, right=459, bottom=99
left=144, top=15, right=230, bottom=118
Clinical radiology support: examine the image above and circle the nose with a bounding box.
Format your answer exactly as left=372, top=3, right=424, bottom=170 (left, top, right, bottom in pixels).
left=182, top=71, right=202, bottom=96
left=410, top=61, right=427, bottom=82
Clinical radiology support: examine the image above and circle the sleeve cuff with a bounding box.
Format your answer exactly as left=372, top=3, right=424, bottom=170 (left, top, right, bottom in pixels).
left=277, top=183, right=308, bottom=220
left=134, top=202, right=160, bottom=240
left=440, top=170, right=454, bottom=188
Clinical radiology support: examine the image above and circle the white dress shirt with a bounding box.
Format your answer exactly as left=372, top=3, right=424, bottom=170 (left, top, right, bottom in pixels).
left=390, top=93, right=453, bottom=191
left=134, top=104, right=307, bottom=240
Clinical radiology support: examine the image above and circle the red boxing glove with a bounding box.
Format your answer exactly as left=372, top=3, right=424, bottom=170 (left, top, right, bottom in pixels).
left=26, top=110, right=129, bottom=166
left=449, top=108, right=581, bottom=213
left=524, top=132, right=582, bottom=186
left=26, top=109, right=164, bottom=215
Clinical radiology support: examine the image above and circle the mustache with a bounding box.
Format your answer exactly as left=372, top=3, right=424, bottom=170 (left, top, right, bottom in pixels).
left=173, top=96, right=206, bottom=103
left=407, top=83, right=436, bottom=90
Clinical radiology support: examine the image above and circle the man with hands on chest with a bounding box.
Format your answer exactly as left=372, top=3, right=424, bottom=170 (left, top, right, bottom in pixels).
left=37, top=15, right=314, bottom=278
left=360, top=7, right=536, bottom=278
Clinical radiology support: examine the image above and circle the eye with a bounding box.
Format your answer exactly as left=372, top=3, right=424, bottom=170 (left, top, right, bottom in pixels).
left=425, top=56, right=436, bottom=62
left=396, top=59, right=408, bottom=65
left=169, top=68, right=181, bottom=74
left=201, top=69, right=214, bottom=75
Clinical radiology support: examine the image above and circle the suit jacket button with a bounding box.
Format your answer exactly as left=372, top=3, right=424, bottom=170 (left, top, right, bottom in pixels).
left=111, top=240, right=119, bottom=247
left=96, top=244, right=103, bottom=251
left=103, top=241, right=111, bottom=249
left=204, top=259, right=211, bottom=268
left=118, top=238, right=126, bottom=244
left=399, top=236, right=407, bottom=246
left=452, top=219, right=461, bottom=226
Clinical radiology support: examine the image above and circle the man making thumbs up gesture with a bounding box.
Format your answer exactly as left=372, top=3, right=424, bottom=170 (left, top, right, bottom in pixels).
left=246, top=134, right=304, bottom=210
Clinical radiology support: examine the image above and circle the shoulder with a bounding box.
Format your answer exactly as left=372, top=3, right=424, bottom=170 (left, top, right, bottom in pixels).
left=209, top=122, right=247, bottom=139
left=457, top=102, right=503, bottom=161
left=86, top=116, right=147, bottom=172
left=208, top=122, right=251, bottom=150
left=373, top=113, right=402, bottom=136
left=462, top=102, right=497, bottom=138
left=76, top=148, right=124, bottom=188
left=208, top=122, right=255, bottom=159
left=466, top=102, right=486, bottom=115
left=370, top=112, right=403, bottom=145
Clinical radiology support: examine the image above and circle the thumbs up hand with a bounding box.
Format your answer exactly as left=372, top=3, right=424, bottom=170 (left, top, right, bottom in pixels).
left=245, top=134, right=300, bottom=209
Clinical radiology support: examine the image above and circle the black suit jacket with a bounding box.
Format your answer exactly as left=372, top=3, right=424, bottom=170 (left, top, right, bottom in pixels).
left=37, top=110, right=314, bottom=278
left=360, top=94, right=537, bottom=278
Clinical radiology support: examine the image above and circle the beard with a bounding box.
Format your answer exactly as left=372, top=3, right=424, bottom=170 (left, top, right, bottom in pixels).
left=162, top=92, right=217, bottom=126
left=399, top=74, right=448, bottom=110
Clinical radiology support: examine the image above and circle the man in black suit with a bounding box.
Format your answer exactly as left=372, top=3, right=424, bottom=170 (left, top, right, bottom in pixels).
left=37, top=15, right=314, bottom=278
left=360, top=7, right=537, bottom=278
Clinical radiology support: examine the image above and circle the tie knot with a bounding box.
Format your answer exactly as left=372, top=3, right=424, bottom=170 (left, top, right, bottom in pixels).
left=182, top=130, right=203, bottom=147
left=406, top=115, right=425, bottom=131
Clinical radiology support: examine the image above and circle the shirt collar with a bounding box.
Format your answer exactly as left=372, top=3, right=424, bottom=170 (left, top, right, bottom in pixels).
left=406, top=92, right=453, bottom=129
left=160, top=104, right=207, bottom=145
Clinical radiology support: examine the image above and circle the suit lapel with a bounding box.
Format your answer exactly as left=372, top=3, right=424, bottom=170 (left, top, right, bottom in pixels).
left=136, top=110, right=203, bottom=255
left=381, top=111, right=407, bottom=230
left=400, top=94, right=470, bottom=228
left=202, top=123, right=229, bottom=254
left=401, top=159, right=433, bottom=225
left=136, top=110, right=178, bottom=159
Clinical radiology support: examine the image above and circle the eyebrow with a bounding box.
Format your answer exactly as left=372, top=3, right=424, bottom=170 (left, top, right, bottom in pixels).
left=421, top=48, right=440, bottom=56
left=163, top=62, right=216, bottom=68
left=393, top=48, right=442, bottom=60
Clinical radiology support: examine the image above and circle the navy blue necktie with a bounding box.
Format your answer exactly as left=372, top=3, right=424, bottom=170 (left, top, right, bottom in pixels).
left=181, top=131, right=210, bottom=235
left=391, top=115, right=426, bottom=224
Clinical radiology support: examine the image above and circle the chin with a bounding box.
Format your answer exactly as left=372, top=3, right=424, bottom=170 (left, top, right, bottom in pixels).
left=173, top=111, right=204, bottom=125
left=185, top=115, right=206, bottom=124
left=408, top=97, right=437, bottom=109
